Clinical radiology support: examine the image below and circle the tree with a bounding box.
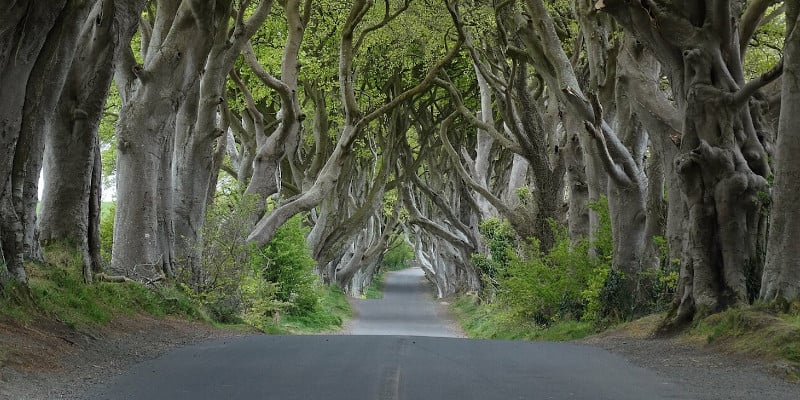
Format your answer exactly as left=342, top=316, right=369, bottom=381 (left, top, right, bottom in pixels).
left=762, top=1, right=800, bottom=305
left=0, top=1, right=96, bottom=287
left=600, top=0, right=782, bottom=326
left=110, top=1, right=232, bottom=280
left=40, top=0, right=147, bottom=283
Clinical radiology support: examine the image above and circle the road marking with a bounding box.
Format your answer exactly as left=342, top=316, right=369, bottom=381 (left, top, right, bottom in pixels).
left=379, top=365, right=401, bottom=400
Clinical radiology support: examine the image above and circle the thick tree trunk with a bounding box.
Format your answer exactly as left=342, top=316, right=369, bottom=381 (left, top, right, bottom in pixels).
left=599, top=0, right=777, bottom=327
left=41, top=0, right=144, bottom=282
left=761, top=5, right=800, bottom=304
left=111, top=1, right=225, bottom=280
left=0, top=1, right=87, bottom=286
left=173, top=0, right=272, bottom=284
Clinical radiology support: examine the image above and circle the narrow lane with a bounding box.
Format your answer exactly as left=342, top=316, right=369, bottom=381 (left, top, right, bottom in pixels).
left=84, top=267, right=692, bottom=400
left=346, top=267, right=461, bottom=337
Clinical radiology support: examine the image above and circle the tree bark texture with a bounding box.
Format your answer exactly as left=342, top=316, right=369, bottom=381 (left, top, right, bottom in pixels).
left=761, top=4, right=800, bottom=304
left=111, top=0, right=227, bottom=280
left=40, top=0, right=146, bottom=282
left=600, top=0, right=778, bottom=324
left=0, top=1, right=88, bottom=286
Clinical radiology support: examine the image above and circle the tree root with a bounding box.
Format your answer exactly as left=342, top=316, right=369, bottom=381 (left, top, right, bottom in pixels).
left=94, top=273, right=135, bottom=283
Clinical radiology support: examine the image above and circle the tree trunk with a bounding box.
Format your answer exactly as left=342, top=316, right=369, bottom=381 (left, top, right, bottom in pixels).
left=173, top=0, right=272, bottom=284
left=761, top=4, right=800, bottom=304
left=599, top=0, right=778, bottom=327
left=0, top=1, right=85, bottom=286
left=111, top=1, right=225, bottom=280
left=41, top=0, right=145, bottom=282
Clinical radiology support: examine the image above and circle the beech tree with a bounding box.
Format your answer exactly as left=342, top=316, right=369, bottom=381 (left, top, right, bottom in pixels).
left=110, top=0, right=266, bottom=280
left=1, top=1, right=99, bottom=286
left=40, top=0, right=147, bottom=283
left=762, top=1, right=800, bottom=304
left=599, top=0, right=783, bottom=325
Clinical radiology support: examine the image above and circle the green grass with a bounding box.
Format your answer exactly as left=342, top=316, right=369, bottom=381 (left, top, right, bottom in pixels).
left=450, top=294, right=596, bottom=341
left=688, top=306, right=800, bottom=370
left=263, top=286, right=352, bottom=334
left=0, top=244, right=203, bottom=330
left=363, top=272, right=384, bottom=299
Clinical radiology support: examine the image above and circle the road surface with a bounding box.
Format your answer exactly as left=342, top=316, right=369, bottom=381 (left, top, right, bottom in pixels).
left=345, top=267, right=461, bottom=337
left=85, top=268, right=690, bottom=399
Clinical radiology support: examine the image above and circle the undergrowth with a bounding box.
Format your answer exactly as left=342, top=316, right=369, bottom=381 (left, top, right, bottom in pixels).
left=363, top=272, right=384, bottom=299
left=451, top=294, right=595, bottom=341
left=687, top=306, right=800, bottom=380
left=261, top=286, right=352, bottom=334
left=0, top=244, right=202, bottom=331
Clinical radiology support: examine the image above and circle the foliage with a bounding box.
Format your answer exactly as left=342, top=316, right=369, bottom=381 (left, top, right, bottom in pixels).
left=190, top=192, right=261, bottom=323
left=190, top=190, right=348, bottom=332
left=471, top=218, right=516, bottom=286
left=500, top=226, right=606, bottom=325
left=451, top=294, right=595, bottom=341
left=278, top=287, right=352, bottom=334
left=363, top=271, right=384, bottom=299
left=99, top=203, right=115, bottom=264
left=0, top=245, right=201, bottom=330
left=256, top=214, right=319, bottom=315
left=381, top=236, right=414, bottom=271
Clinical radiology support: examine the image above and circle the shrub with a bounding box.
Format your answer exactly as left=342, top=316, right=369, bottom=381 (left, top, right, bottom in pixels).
left=476, top=199, right=615, bottom=327
left=256, top=215, right=319, bottom=315
left=191, top=192, right=260, bottom=323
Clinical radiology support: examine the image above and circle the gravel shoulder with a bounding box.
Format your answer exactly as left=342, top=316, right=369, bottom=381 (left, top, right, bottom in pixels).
left=580, top=317, right=800, bottom=400
left=0, top=315, right=254, bottom=400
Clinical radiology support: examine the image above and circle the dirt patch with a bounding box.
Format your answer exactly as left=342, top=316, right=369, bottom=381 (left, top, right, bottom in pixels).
left=581, top=321, right=800, bottom=400
left=0, top=315, right=254, bottom=400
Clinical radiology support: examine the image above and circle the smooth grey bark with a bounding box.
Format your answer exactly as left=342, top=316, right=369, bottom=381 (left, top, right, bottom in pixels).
left=761, top=4, right=800, bottom=304
left=243, top=0, right=308, bottom=214
left=172, top=0, right=272, bottom=287
left=621, top=40, right=685, bottom=270
left=40, top=0, right=146, bottom=282
left=111, top=0, right=227, bottom=280
left=0, top=1, right=85, bottom=286
left=563, top=115, right=591, bottom=241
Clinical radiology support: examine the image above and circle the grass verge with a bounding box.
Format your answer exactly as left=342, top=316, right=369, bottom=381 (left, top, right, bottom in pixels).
left=261, top=286, right=352, bottom=334
left=363, top=272, right=384, bottom=299
left=684, top=306, right=800, bottom=381
left=0, top=245, right=204, bottom=331
left=450, top=294, right=596, bottom=341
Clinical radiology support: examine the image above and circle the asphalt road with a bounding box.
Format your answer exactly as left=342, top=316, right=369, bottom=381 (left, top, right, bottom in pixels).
left=85, top=268, right=690, bottom=400
left=345, top=267, right=461, bottom=337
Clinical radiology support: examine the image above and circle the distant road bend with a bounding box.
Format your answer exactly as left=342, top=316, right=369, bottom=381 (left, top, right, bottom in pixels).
left=85, top=268, right=690, bottom=399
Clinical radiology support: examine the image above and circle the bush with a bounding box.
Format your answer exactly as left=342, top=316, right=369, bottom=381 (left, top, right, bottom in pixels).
left=474, top=199, right=615, bottom=327
left=256, top=215, right=319, bottom=315
left=191, top=193, right=260, bottom=323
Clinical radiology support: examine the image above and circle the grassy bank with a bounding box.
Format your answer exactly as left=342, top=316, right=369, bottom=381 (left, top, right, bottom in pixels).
left=0, top=249, right=202, bottom=331
left=363, top=272, right=384, bottom=299
left=686, top=306, right=800, bottom=380
left=450, top=294, right=596, bottom=341
left=262, top=286, right=352, bottom=334
left=450, top=292, right=800, bottom=380
left=0, top=245, right=352, bottom=336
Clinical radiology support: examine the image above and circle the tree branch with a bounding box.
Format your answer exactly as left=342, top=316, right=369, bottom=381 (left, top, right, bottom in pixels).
left=732, top=58, right=784, bottom=106
left=434, top=77, right=523, bottom=154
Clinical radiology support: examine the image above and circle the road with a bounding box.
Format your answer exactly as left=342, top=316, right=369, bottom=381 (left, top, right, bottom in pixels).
left=345, top=267, right=461, bottom=337
left=85, top=268, right=690, bottom=400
